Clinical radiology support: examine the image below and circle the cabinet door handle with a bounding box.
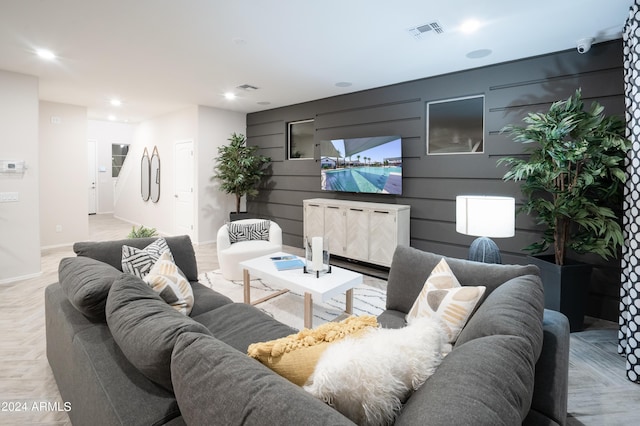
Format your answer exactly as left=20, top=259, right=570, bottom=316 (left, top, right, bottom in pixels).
left=350, top=208, right=363, bottom=212
left=327, top=206, right=339, bottom=209
left=373, top=210, right=389, bottom=214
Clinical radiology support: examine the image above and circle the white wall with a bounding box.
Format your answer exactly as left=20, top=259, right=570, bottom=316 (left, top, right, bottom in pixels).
left=39, top=101, right=89, bottom=248
left=113, top=105, right=245, bottom=244
left=87, top=120, right=135, bottom=213
left=196, top=106, right=246, bottom=243
left=0, top=71, right=40, bottom=282
left=114, top=106, right=198, bottom=237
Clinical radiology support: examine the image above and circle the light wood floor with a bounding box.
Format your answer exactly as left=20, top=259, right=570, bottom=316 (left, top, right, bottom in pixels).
left=0, top=214, right=637, bottom=425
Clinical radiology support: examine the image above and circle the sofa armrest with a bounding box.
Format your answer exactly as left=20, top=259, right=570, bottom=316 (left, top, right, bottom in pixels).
left=216, top=225, right=232, bottom=253
left=524, top=309, right=570, bottom=426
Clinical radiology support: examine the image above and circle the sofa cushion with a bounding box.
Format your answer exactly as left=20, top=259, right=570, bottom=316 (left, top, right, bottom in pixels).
left=74, top=235, right=199, bottom=281
left=188, top=281, right=233, bottom=317
left=406, top=258, right=485, bottom=343
left=228, top=219, right=270, bottom=243
left=455, top=274, right=544, bottom=358
left=304, top=317, right=445, bottom=426
left=143, top=251, right=194, bottom=315
left=386, top=245, right=539, bottom=315
left=171, top=332, right=356, bottom=426
left=58, top=256, right=122, bottom=321
left=395, top=335, right=536, bottom=426
left=105, top=273, right=212, bottom=391
left=247, top=315, right=378, bottom=386
left=191, top=302, right=296, bottom=352
left=122, top=237, right=173, bottom=278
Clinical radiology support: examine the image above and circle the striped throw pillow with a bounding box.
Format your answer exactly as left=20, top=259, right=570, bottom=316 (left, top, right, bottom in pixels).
left=122, top=237, right=173, bottom=278
left=228, top=220, right=270, bottom=244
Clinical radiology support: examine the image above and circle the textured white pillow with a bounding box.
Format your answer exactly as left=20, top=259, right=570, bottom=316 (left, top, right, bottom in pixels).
left=143, top=251, right=194, bottom=315
left=304, top=317, right=444, bottom=426
left=406, top=258, right=485, bottom=343
left=121, top=237, right=173, bottom=278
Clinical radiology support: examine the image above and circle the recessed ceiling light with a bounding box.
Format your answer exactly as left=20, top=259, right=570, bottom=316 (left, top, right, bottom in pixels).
left=224, top=92, right=236, bottom=100
left=335, top=82, right=352, bottom=87
left=466, top=49, right=492, bottom=59
left=108, top=115, right=117, bottom=121
left=110, top=99, right=122, bottom=107
left=460, top=19, right=481, bottom=34
left=36, top=49, right=56, bottom=60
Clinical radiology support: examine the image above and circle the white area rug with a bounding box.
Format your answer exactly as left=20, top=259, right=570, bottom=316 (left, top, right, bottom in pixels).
left=199, top=270, right=387, bottom=330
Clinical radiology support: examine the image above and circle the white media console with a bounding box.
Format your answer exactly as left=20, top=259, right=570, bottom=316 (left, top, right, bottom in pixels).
left=303, top=198, right=411, bottom=267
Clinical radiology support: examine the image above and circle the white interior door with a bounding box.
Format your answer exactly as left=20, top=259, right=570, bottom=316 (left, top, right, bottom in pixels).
left=87, top=139, right=97, bottom=215
left=174, top=140, right=194, bottom=239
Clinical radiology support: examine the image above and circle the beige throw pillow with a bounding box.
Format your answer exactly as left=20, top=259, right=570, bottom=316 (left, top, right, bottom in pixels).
left=406, top=258, right=485, bottom=343
left=247, top=315, right=378, bottom=386
left=143, top=251, right=194, bottom=315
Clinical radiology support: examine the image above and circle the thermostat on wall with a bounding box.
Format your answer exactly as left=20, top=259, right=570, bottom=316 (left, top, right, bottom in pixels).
left=1, top=160, right=26, bottom=173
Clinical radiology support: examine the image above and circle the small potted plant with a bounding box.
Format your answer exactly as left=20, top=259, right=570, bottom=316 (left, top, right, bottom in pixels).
left=212, top=133, right=271, bottom=221
left=499, top=89, right=630, bottom=330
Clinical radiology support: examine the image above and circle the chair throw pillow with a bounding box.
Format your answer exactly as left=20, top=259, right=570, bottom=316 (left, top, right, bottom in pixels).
left=247, top=315, right=378, bottom=386
left=143, top=251, right=194, bottom=315
left=228, top=220, right=270, bottom=244
left=304, top=317, right=445, bottom=426
left=121, top=237, right=173, bottom=278
left=406, top=257, right=485, bottom=343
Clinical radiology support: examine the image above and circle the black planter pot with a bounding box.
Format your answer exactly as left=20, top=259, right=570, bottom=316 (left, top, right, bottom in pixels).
left=528, top=255, right=592, bottom=332
left=229, top=212, right=251, bottom=222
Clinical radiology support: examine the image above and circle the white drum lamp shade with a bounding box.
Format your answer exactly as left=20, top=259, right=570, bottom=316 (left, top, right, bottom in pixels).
left=456, top=195, right=515, bottom=263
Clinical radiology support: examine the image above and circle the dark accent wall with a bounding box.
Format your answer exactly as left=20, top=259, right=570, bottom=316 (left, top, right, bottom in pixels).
left=246, top=40, right=624, bottom=321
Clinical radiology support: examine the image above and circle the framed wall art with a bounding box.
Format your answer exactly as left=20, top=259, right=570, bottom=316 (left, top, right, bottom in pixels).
left=426, top=95, right=485, bottom=155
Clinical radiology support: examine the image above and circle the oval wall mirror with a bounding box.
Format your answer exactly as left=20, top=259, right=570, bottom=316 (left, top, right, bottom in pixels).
left=150, top=146, right=161, bottom=203
left=141, top=147, right=150, bottom=201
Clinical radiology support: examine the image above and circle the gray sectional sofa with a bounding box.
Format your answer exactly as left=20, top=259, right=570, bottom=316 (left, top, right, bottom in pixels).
left=45, top=236, right=569, bottom=425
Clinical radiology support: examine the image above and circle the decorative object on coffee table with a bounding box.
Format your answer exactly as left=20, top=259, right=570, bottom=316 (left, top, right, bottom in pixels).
left=303, top=236, right=331, bottom=277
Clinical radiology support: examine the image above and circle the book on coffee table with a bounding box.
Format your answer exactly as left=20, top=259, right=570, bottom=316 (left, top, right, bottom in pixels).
left=271, top=255, right=305, bottom=271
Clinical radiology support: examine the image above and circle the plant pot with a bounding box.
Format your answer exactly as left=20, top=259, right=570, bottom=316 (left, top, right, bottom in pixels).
left=229, top=212, right=251, bottom=222
left=528, top=255, right=592, bottom=332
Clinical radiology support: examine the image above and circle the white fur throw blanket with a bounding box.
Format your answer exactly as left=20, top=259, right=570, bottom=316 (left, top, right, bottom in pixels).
left=303, top=317, right=445, bottom=426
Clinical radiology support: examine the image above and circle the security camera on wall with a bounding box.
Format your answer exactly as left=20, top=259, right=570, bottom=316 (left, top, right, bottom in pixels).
left=576, top=38, right=594, bottom=54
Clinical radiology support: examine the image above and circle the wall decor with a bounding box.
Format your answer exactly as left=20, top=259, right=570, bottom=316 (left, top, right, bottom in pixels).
left=150, top=146, right=160, bottom=203
left=141, top=147, right=150, bottom=201
left=287, top=118, right=315, bottom=159
left=426, top=95, right=484, bottom=155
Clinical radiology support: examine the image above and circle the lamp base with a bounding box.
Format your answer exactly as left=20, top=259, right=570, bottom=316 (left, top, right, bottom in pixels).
left=468, top=237, right=502, bottom=264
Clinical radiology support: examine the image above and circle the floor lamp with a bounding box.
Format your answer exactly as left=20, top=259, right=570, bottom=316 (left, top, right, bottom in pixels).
left=456, top=195, right=515, bottom=264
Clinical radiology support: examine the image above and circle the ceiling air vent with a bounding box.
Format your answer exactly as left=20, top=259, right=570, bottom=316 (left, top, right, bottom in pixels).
left=237, top=84, right=259, bottom=91
left=407, top=21, right=444, bottom=40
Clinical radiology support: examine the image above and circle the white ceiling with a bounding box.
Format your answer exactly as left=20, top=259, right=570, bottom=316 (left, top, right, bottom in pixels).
left=0, top=0, right=633, bottom=123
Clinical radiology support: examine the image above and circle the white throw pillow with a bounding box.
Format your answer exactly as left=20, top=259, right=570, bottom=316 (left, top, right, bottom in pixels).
left=406, top=258, right=485, bottom=343
left=304, top=317, right=444, bottom=426
left=143, top=251, right=194, bottom=315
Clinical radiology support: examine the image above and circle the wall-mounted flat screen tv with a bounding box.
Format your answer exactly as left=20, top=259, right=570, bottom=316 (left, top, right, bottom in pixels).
left=320, top=135, right=402, bottom=195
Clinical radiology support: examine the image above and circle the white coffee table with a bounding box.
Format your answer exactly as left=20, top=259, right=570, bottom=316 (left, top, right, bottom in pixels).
left=239, top=252, right=363, bottom=328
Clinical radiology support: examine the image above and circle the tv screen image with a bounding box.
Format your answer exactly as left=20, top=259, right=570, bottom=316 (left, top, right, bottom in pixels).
left=320, top=136, right=402, bottom=194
